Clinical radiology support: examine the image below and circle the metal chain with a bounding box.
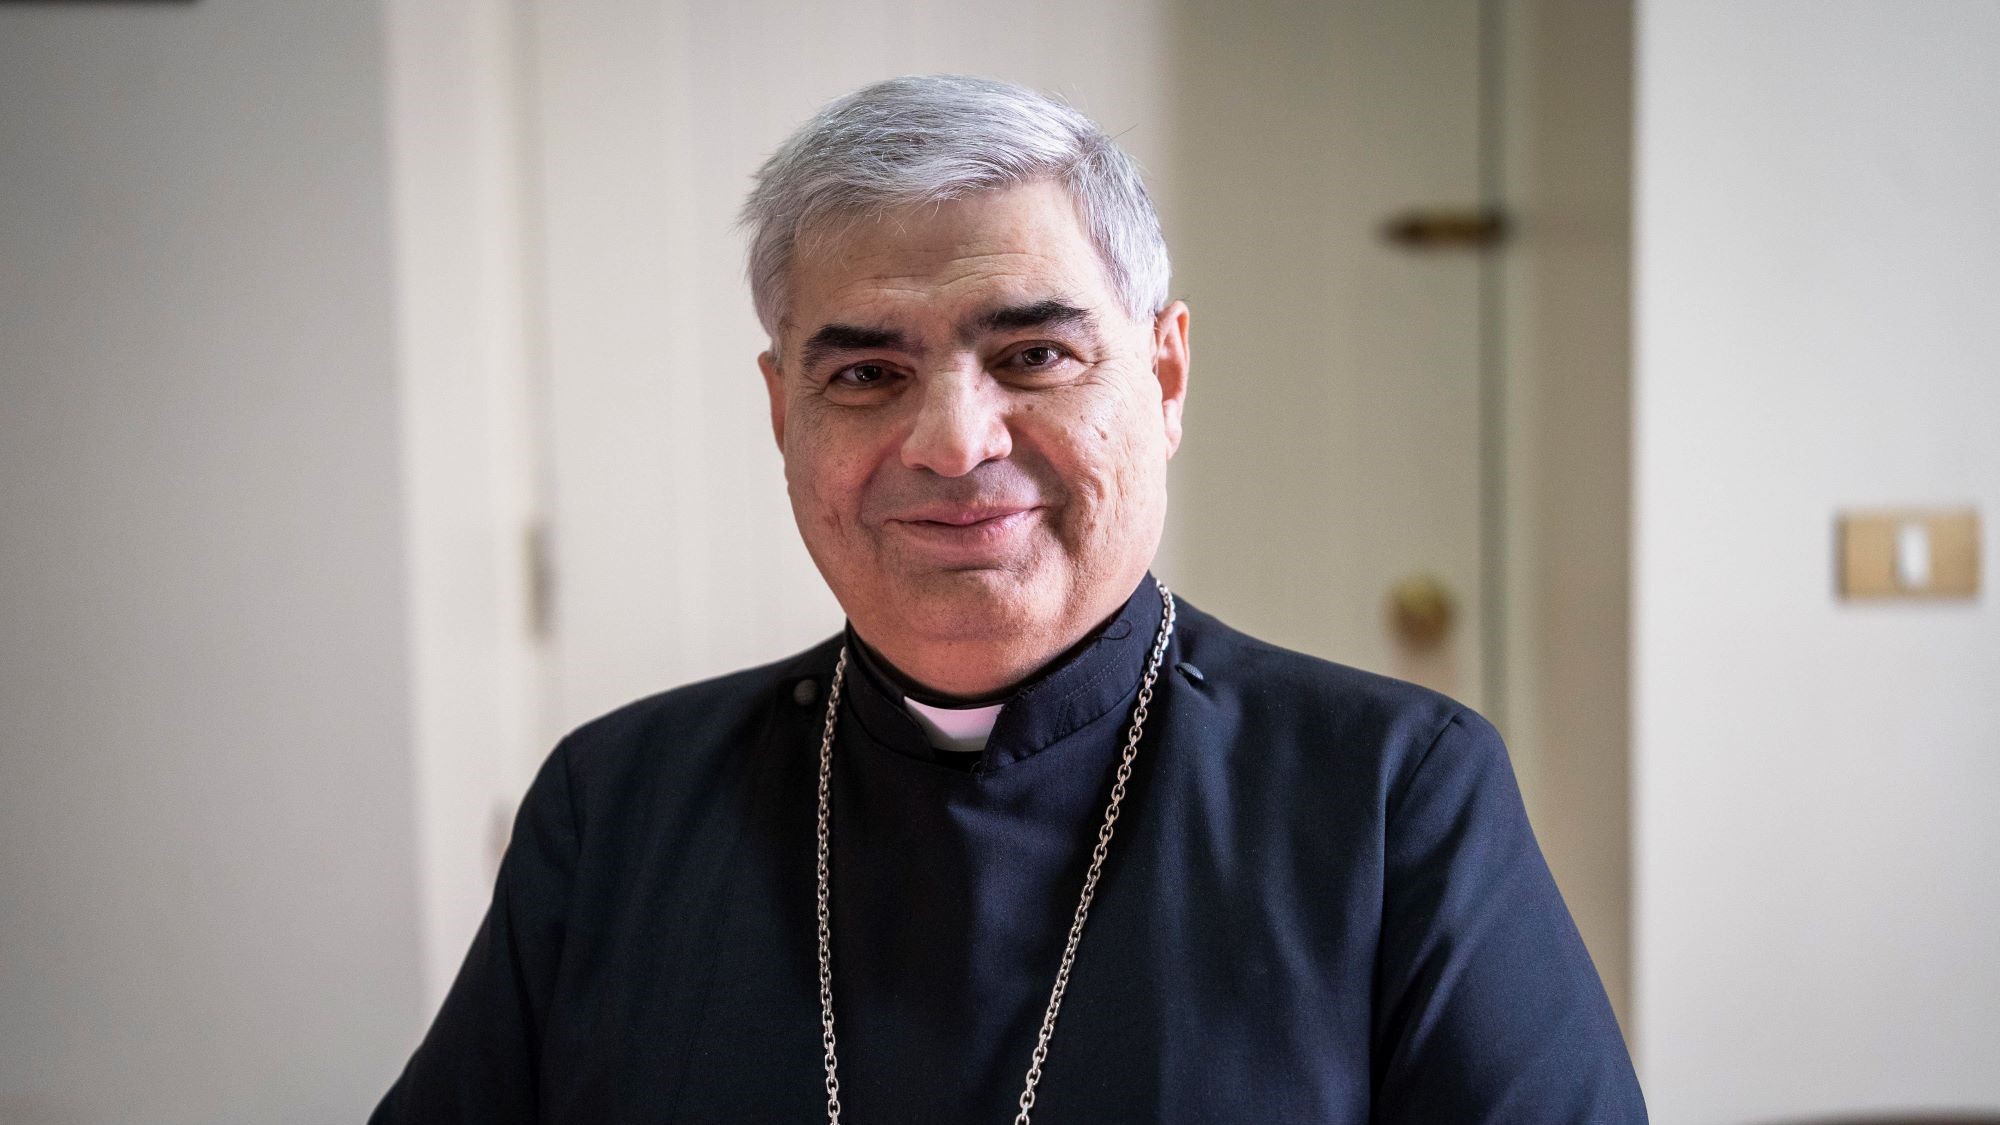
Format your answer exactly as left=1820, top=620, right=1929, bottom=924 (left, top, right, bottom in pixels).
left=815, top=581, right=1177, bottom=1125
left=816, top=647, right=849, bottom=1124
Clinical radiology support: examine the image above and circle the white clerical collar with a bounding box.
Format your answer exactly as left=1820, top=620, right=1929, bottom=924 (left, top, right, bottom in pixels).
left=902, top=696, right=1004, bottom=755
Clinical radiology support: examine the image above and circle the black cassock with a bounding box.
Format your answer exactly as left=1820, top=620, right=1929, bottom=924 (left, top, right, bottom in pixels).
left=373, top=577, right=1646, bottom=1123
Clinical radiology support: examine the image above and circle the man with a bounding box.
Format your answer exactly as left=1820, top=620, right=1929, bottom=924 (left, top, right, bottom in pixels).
left=374, top=75, right=1645, bottom=1123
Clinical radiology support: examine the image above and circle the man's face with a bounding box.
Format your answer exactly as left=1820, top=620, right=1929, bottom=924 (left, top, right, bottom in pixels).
left=759, top=179, right=1189, bottom=681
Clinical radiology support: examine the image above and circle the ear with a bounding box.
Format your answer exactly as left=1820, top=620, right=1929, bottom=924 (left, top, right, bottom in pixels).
left=1150, top=301, right=1190, bottom=458
left=758, top=349, right=786, bottom=451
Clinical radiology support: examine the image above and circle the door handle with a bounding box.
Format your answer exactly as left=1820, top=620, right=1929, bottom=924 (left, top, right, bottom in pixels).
left=1388, top=573, right=1457, bottom=648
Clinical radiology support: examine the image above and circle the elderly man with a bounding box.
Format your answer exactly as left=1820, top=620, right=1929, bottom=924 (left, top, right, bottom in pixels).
left=374, top=76, right=1645, bottom=1123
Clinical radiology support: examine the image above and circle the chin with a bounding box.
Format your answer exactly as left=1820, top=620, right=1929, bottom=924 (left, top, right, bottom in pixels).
left=885, top=566, right=1057, bottom=643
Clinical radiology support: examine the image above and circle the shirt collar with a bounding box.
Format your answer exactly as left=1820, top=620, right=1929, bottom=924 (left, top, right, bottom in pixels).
left=902, top=697, right=1003, bottom=755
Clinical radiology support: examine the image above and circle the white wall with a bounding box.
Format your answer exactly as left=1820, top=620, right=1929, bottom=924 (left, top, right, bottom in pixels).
left=1633, top=4, right=2000, bottom=1121
left=381, top=0, right=548, bottom=1008
left=0, top=3, right=425, bottom=1122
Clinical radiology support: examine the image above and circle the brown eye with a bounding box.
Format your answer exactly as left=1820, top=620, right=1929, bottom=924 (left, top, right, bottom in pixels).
left=1017, top=346, right=1061, bottom=369
left=835, top=363, right=890, bottom=387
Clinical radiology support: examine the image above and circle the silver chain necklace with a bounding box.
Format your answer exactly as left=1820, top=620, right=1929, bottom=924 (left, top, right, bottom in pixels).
left=814, top=581, right=1177, bottom=1125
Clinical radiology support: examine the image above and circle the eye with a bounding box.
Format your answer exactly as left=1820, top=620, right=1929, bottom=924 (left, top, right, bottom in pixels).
left=831, top=363, right=894, bottom=388
left=1006, top=344, right=1071, bottom=373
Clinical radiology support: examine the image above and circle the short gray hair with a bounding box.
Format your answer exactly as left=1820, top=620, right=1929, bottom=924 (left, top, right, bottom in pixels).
left=740, top=74, right=1170, bottom=343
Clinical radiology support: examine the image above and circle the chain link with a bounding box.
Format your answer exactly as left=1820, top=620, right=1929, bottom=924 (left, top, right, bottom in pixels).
left=816, top=582, right=1177, bottom=1125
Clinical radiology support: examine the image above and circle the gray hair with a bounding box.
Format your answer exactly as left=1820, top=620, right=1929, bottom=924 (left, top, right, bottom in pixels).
left=740, top=74, right=1170, bottom=344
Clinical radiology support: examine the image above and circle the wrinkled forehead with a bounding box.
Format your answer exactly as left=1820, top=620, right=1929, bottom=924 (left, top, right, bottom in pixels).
left=778, top=181, right=1125, bottom=349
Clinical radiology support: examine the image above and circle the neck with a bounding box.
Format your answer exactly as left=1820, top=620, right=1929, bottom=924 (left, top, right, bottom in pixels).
left=851, top=581, right=1143, bottom=701
left=853, top=633, right=1017, bottom=707
left=853, top=631, right=1080, bottom=702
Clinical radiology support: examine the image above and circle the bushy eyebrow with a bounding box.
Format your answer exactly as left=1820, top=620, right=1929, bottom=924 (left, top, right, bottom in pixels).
left=971, top=299, right=1096, bottom=336
left=796, top=299, right=1097, bottom=370
left=798, top=324, right=910, bottom=371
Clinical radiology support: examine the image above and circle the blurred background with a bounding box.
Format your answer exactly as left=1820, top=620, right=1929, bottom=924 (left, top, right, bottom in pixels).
left=2, top=1, right=1994, bottom=1122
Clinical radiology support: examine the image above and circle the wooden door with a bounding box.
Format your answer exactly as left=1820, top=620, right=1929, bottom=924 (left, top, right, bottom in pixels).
left=1168, top=0, right=1492, bottom=710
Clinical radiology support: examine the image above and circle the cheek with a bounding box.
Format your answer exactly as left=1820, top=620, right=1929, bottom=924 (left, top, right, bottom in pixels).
left=1042, top=385, right=1160, bottom=521
left=786, top=412, right=881, bottom=535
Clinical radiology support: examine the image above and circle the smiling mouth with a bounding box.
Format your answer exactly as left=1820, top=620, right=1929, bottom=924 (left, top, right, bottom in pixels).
left=901, top=508, right=1034, bottom=528
left=888, top=507, right=1041, bottom=548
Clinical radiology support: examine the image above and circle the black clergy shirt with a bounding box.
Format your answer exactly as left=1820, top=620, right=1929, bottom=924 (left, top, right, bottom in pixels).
left=371, top=576, right=1647, bottom=1123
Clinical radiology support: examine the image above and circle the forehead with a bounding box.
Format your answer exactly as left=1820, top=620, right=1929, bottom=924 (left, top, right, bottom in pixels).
left=783, top=180, right=1119, bottom=340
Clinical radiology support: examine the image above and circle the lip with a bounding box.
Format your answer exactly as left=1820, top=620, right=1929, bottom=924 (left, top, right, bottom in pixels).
left=892, top=504, right=1038, bottom=527
left=886, top=505, right=1041, bottom=556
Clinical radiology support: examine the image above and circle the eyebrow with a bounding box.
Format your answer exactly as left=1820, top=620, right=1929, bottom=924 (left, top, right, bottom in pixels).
left=798, top=323, right=910, bottom=372
left=972, top=299, right=1096, bottom=336
left=794, top=299, right=1099, bottom=370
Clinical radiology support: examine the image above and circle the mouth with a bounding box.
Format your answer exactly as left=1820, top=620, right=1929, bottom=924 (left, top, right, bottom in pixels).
left=895, top=505, right=1037, bottom=528
left=886, top=505, right=1042, bottom=556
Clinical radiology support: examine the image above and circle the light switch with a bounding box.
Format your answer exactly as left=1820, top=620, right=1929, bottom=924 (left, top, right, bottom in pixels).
left=1838, top=508, right=1981, bottom=600
left=1893, top=521, right=1933, bottom=588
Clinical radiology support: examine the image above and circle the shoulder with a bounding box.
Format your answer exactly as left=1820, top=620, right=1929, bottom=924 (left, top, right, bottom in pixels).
left=1170, top=597, right=1497, bottom=805
left=549, top=634, right=843, bottom=818
left=1174, top=597, right=1464, bottom=737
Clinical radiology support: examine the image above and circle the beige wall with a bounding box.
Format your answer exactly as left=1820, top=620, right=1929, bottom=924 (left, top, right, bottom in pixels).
left=1633, top=3, right=2000, bottom=1120
left=0, top=3, right=424, bottom=1122
left=1499, top=0, right=1636, bottom=1029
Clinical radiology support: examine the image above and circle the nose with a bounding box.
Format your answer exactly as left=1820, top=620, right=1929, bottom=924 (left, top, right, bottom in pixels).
left=900, top=368, right=1012, bottom=477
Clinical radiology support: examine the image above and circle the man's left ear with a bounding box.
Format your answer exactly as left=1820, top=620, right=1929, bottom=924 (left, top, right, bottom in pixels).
left=1150, top=301, right=1190, bottom=458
